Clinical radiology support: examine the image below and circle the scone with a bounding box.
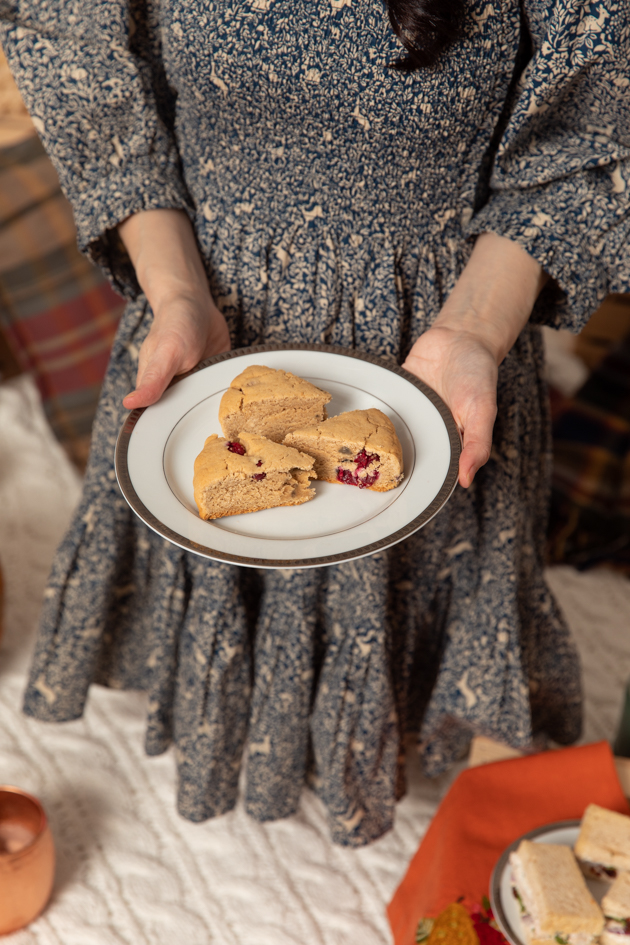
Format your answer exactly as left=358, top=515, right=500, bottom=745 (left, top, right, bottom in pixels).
left=283, top=408, right=403, bottom=492
left=219, top=364, right=331, bottom=443
left=193, top=431, right=316, bottom=520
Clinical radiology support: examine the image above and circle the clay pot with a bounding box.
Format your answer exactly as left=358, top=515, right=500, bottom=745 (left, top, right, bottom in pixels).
left=0, top=786, right=55, bottom=935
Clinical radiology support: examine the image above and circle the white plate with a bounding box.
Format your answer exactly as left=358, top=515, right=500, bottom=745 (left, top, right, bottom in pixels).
left=490, top=821, right=611, bottom=945
left=115, top=344, right=460, bottom=568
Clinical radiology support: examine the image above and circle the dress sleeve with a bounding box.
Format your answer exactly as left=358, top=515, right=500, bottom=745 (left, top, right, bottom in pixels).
left=0, top=0, right=192, bottom=298
left=466, top=0, right=630, bottom=331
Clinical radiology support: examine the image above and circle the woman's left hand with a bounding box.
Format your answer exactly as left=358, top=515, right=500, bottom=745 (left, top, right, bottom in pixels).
left=401, top=232, right=549, bottom=489
left=403, top=325, right=498, bottom=488
left=117, top=208, right=231, bottom=410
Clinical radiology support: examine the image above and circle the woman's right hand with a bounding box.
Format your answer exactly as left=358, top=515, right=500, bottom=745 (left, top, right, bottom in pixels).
left=122, top=292, right=230, bottom=410
left=118, top=208, right=231, bottom=411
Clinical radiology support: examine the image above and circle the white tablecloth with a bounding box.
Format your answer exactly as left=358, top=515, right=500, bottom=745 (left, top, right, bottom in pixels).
left=1, top=374, right=629, bottom=945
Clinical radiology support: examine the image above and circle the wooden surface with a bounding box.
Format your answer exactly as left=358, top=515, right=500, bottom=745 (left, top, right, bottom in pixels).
left=468, top=734, right=630, bottom=798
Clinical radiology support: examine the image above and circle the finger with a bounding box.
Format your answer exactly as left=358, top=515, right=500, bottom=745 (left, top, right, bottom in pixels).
left=123, top=339, right=183, bottom=409
left=457, top=398, right=496, bottom=488
left=123, top=378, right=169, bottom=410
left=458, top=439, right=491, bottom=488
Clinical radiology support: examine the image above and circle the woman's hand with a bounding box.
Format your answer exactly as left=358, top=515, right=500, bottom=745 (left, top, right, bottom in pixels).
left=403, top=325, right=498, bottom=488
left=402, top=232, right=548, bottom=488
left=118, top=208, right=231, bottom=410
left=121, top=292, right=230, bottom=410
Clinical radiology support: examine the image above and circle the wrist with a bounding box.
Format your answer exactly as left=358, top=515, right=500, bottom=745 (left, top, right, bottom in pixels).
left=431, top=312, right=510, bottom=366
left=434, top=232, right=548, bottom=366
left=138, top=266, right=213, bottom=321
left=118, top=208, right=212, bottom=315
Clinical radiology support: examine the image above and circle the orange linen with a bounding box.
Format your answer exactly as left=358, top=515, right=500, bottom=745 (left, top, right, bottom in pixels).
left=387, top=741, right=630, bottom=945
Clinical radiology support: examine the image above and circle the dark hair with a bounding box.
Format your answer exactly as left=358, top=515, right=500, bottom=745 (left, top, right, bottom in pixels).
left=386, top=0, right=466, bottom=70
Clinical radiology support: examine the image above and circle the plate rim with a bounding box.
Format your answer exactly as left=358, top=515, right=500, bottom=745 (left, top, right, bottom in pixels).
left=115, top=342, right=462, bottom=568
left=489, top=819, right=582, bottom=945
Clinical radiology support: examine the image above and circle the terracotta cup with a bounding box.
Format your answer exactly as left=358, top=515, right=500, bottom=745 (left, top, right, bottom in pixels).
left=0, top=786, right=55, bottom=935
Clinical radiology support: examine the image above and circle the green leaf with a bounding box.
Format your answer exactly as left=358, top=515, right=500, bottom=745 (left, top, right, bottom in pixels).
left=513, top=889, right=526, bottom=915
left=482, top=896, right=491, bottom=914
left=416, top=918, right=435, bottom=943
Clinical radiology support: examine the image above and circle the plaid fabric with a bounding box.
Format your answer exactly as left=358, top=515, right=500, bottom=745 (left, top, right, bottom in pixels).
left=548, top=331, right=630, bottom=571
left=0, top=134, right=124, bottom=458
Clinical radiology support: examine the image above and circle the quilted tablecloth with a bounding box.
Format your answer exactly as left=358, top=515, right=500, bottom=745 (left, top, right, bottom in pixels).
left=1, top=373, right=630, bottom=945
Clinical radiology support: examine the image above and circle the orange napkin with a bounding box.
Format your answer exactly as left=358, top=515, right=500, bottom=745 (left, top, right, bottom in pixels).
left=387, top=741, right=630, bottom=945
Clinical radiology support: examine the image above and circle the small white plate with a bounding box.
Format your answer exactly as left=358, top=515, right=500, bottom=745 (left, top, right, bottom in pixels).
left=115, top=344, right=460, bottom=569
left=490, top=821, right=611, bottom=945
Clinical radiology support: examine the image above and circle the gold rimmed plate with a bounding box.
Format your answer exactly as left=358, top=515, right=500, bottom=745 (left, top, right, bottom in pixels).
left=115, top=343, right=461, bottom=568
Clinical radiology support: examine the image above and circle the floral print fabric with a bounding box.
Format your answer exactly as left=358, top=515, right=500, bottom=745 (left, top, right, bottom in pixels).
left=1, top=0, right=628, bottom=845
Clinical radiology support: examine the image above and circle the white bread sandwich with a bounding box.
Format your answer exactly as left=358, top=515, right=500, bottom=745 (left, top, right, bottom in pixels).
left=601, top=872, right=630, bottom=945
left=509, top=840, right=604, bottom=945
left=574, top=804, right=630, bottom=881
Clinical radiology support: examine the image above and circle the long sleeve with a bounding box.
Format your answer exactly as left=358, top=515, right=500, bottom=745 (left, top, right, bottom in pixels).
left=467, top=0, right=630, bottom=331
left=0, top=0, right=192, bottom=298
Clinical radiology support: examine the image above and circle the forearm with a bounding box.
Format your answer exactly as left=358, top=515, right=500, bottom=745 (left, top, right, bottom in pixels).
left=435, top=231, right=548, bottom=364
left=118, top=208, right=230, bottom=410
left=402, top=233, right=548, bottom=488
left=118, top=208, right=213, bottom=316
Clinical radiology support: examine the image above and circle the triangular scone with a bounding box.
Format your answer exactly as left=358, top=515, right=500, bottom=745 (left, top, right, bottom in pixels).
left=193, top=431, right=316, bottom=520
left=283, top=408, right=403, bottom=492
left=219, top=365, right=331, bottom=443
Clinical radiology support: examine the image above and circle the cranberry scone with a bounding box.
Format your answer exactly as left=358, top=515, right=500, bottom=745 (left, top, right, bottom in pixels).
left=219, top=364, right=331, bottom=443
left=283, top=408, right=403, bottom=492
left=193, top=430, right=316, bottom=520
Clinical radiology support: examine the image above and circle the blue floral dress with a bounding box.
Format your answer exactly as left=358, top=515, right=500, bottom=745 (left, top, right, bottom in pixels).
left=2, top=0, right=629, bottom=845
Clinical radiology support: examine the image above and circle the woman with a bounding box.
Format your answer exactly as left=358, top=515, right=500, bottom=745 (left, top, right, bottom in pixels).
left=1, top=0, right=628, bottom=845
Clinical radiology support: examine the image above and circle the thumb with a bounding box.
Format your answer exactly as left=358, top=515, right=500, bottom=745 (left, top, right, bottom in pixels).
left=457, top=396, right=496, bottom=488
left=123, top=338, right=183, bottom=410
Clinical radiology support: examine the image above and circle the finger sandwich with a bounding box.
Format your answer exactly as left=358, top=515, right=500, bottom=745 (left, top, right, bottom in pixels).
left=509, top=840, right=604, bottom=945
left=574, top=804, right=630, bottom=881
left=602, top=872, right=630, bottom=945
